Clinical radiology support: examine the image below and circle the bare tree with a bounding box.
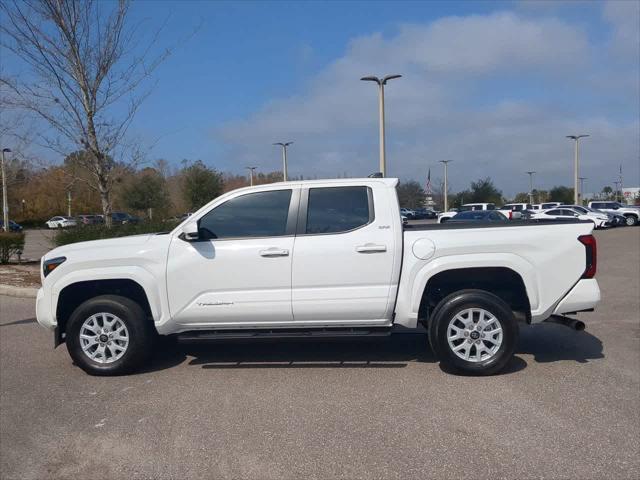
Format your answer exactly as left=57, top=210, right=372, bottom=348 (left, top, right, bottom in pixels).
left=1, top=0, right=170, bottom=225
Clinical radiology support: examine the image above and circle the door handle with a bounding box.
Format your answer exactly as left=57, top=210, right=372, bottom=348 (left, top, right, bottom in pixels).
left=355, top=244, right=387, bottom=253
left=259, top=248, right=289, bottom=257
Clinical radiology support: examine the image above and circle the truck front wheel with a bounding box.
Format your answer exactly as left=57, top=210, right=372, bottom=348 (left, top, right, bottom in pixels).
left=428, top=290, right=518, bottom=375
left=66, top=295, right=154, bottom=376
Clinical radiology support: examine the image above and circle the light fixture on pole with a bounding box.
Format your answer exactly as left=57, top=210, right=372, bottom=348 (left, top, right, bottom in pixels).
left=578, top=177, right=587, bottom=204
left=566, top=134, right=589, bottom=204
left=246, top=166, right=257, bottom=186
left=439, top=160, right=453, bottom=212
left=1, top=148, right=11, bottom=232
left=273, top=142, right=293, bottom=181
left=360, top=74, right=402, bottom=177
left=526, top=171, right=536, bottom=204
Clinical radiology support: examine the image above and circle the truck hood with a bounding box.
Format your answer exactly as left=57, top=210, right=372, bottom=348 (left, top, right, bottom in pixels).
left=44, top=233, right=158, bottom=260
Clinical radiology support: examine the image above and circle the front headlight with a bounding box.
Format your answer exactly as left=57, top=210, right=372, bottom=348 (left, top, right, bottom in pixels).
left=43, top=256, right=66, bottom=277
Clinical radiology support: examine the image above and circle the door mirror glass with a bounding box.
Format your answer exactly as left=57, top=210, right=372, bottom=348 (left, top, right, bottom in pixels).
left=181, top=220, right=200, bottom=241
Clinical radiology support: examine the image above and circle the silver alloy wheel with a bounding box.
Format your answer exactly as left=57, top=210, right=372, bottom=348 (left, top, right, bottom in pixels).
left=79, top=313, right=129, bottom=364
left=626, top=216, right=636, bottom=226
left=446, top=308, right=503, bottom=363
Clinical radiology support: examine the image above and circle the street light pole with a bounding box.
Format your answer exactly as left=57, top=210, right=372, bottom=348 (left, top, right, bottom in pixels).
left=439, top=160, right=452, bottom=212
left=566, top=134, right=589, bottom=204
left=360, top=74, right=402, bottom=177
left=246, top=166, right=257, bottom=186
left=1, top=148, right=11, bottom=232
left=579, top=177, right=587, bottom=204
left=526, top=171, right=536, bottom=204
left=273, top=142, right=293, bottom=181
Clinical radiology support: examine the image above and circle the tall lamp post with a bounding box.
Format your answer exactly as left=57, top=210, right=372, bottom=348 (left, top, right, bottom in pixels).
left=566, top=134, right=589, bottom=204
left=360, top=74, right=402, bottom=177
left=1, top=148, right=11, bottom=232
left=439, top=160, right=453, bottom=212
left=579, top=177, right=587, bottom=204
left=246, top=166, right=257, bottom=186
left=526, top=171, right=536, bottom=204
left=613, top=180, right=621, bottom=202
left=273, top=142, right=293, bottom=181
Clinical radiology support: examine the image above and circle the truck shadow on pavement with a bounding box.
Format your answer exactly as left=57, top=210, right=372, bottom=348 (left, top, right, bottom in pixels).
left=143, top=324, right=604, bottom=375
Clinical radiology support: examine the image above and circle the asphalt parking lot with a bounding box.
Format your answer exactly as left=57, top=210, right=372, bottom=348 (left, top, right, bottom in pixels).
left=1, top=227, right=638, bottom=480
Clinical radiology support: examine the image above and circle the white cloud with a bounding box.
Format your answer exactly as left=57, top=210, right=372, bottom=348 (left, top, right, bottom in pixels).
left=215, top=9, right=639, bottom=196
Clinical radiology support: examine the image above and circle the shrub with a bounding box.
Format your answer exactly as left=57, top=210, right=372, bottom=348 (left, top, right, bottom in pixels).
left=53, top=221, right=177, bottom=247
left=0, top=232, right=26, bottom=264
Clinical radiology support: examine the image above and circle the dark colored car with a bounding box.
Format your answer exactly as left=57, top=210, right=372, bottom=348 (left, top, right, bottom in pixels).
left=414, top=208, right=437, bottom=219
left=449, top=210, right=508, bottom=223
left=76, top=214, right=103, bottom=225
left=111, top=212, right=139, bottom=225
left=0, top=219, right=23, bottom=232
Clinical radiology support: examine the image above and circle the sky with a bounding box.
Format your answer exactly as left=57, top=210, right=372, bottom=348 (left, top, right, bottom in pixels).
left=3, top=0, right=640, bottom=196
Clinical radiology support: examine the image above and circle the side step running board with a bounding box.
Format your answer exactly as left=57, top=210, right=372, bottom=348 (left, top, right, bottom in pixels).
left=177, top=327, right=392, bottom=343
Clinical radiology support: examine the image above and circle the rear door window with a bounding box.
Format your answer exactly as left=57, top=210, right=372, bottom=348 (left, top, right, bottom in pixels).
left=305, top=186, right=371, bottom=234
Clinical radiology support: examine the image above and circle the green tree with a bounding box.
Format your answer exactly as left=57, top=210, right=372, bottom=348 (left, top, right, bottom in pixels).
left=602, top=186, right=613, bottom=200
left=457, top=177, right=503, bottom=204
left=549, top=186, right=574, bottom=204
left=512, top=192, right=530, bottom=203
left=121, top=168, right=170, bottom=219
left=181, top=161, right=223, bottom=210
left=397, top=181, right=426, bottom=209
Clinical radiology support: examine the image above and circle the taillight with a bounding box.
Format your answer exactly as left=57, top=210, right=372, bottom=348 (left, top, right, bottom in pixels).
left=508, top=210, right=513, bottom=220
left=578, top=235, right=597, bottom=278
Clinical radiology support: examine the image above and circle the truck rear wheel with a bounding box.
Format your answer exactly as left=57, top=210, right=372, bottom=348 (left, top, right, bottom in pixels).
left=66, top=295, right=154, bottom=376
left=428, top=289, right=518, bottom=375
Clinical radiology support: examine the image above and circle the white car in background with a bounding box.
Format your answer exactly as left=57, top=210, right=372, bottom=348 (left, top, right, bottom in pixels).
left=588, top=201, right=639, bottom=226
left=533, top=207, right=609, bottom=229
left=437, top=203, right=496, bottom=223
left=498, top=203, right=533, bottom=219
left=46, top=216, right=77, bottom=229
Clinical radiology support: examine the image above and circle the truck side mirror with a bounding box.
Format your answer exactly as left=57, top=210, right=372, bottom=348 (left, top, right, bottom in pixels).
left=181, top=220, right=200, bottom=241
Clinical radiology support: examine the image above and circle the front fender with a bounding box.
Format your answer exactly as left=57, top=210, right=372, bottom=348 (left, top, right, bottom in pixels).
left=50, top=266, right=170, bottom=327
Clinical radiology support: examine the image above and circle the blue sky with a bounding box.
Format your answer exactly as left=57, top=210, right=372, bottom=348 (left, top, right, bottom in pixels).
left=3, top=0, right=639, bottom=196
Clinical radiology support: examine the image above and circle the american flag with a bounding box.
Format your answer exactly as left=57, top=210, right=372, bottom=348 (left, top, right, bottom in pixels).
left=425, top=168, right=432, bottom=194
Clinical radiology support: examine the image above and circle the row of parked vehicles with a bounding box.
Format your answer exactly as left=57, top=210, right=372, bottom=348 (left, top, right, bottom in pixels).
left=45, top=212, right=140, bottom=229
left=436, top=201, right=639, bottom=228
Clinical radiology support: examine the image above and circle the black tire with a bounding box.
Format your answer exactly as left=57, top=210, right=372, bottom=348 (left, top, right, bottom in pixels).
left=624, top=215, right=638, bottom=226
left=66, top=295, right=154, bottom=376
left=428, top=289, right=518, bottom=375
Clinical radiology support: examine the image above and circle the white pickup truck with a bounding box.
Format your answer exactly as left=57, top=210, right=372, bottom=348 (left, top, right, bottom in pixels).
left=37, top=178, right=600, bottom=376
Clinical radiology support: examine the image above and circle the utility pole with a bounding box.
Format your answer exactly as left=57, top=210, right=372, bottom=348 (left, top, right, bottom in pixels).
left=566, top=134, right=589, bottom=204
left=273, top=142, right=293, bottom=181
left=613, top=180, right=621, bottom=202
left=579, top=177, right=587, bottom=205
left=526, top=171, right=536, bottom=204
left=439, top=160, right=453, bottom=212
left=1, top=148, right=11, bottom=232
left=360, top=74, right=402, bottom=177
left=246, top=166, right=257, bottom=186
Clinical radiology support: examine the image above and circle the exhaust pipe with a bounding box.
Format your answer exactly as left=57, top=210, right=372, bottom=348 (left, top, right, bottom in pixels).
left=547, top=315, right=585, bottom=331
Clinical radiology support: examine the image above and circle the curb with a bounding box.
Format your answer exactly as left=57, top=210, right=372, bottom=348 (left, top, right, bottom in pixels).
left=0, top=285, right=38, bottom=298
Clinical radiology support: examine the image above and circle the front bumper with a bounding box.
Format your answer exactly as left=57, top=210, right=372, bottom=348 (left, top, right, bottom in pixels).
left=553, top=279, right=601, bottom=315
left=36, top=288, right=56, bottom=331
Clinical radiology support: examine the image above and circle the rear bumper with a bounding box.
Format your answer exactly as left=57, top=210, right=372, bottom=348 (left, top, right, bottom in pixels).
left=553, top=279, right=601, bottom=315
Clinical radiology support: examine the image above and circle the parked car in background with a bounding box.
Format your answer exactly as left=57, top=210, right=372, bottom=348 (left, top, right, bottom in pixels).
left=532, top=202, right=562, bottom=211
left=588, top=201, right=639, bottom=226
left=533, top=207, right=609, bottom=229
left=400, top=208, right=416, bottom=219
left=561, top=205, right=625, bottom=228
left=0, top=219, right=23, bottom=232
left=111, top=212, right=139, bottom=225
left=413, top=208, right=437, bottom=219
left=498, top=203, right=532, bottom=220
left=46, top=216, right=77, bottom=229
left=437, top=203, right=495, bottom=223
left=449, top=210, right=508, bottom=223
left=76, top=214, right=103, bottom=226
